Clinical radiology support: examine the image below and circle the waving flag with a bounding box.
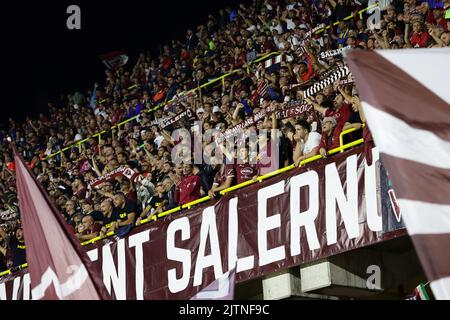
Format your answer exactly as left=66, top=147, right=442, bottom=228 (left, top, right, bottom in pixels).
left=345, top=48, right=450, bottom=300
left=100, top=50, right=129, bottom=70
left=190, top=267, right=236, bottom=300
left=405, top=283, right=431, bottom=300
left=13, top=147, right=109, bottom=300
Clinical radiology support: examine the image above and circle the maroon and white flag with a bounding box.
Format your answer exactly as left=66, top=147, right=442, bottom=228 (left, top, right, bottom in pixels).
left=345, top=48, right=450, bottom=300
left=190, top=267, right=236, bottom=300
left=14, top=149, right=109, bottom=300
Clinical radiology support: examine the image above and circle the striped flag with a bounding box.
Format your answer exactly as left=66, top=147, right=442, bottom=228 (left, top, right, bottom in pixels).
left=264, top=54, right=284, bottom=69
left=251, top=79, right=269, bottom=105
left=13, top=147, right=109, bottom=300
left=345, top=48, right=450, bottom=300
left=405, top=283, right=431, bottom=300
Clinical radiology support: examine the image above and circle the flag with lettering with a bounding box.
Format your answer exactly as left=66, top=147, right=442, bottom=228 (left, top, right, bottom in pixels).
left=345, top=48, right=450, bottom=300
left=13, top=147, right=109, bottom=300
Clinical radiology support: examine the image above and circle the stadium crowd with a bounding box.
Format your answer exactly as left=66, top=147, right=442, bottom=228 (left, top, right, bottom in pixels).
left=1, top=0, right=449, bottom=272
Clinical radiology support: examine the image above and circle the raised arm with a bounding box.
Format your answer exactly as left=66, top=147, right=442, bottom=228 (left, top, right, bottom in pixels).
left=305, top=97, right=327, bottom=116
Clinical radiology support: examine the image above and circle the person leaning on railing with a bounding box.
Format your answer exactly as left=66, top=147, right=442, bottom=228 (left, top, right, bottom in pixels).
left=318, top=117, right=340, bottom=159
left=293, top=119, right=322, bottom=166
left=0, top=225, right=26, bottom=270
left=4, top=0, right=449, bottom=255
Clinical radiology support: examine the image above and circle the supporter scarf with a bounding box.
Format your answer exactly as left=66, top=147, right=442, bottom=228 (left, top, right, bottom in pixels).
left=148, top=108, right=196, bottom=129
left=319, top=46, right=352, bottom=59
left=303, top=66, right=350, bottom=98
left=219, top=101, right=313, bottom=142
left=305, top=23, right=326, bottom=38
left=159, top=108, right=196, bottom=129
left=89, top=166, right=139, bottom=188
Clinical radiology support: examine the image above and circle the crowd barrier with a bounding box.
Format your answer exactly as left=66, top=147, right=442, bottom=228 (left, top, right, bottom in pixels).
left=42, top=2, right=381, bottom=160
left=43, top=52, right=280, bottom=160
left=0, top=129, right=364, bottom=277
left=2, top=4, right=382, bottom=276
left=314, top=3, right=379, bottom=34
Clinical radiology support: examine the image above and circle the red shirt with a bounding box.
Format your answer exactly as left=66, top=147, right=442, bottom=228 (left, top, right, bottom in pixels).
left=213, top=164, right=235, bottom=187
left=300, top=54, right=315, bottom=82
left=325, top=103, right=351, bottom=132
left=80, top=222, right=102, bottom=236
left=319, top=127, right=341, bottom=152
left=6, top=162, right=15, bottom=171
left=177, top=174, right=202, bottom=205
left=234, top=163, right=259, bottom=184
left=410, top=32, right=429, bottom=48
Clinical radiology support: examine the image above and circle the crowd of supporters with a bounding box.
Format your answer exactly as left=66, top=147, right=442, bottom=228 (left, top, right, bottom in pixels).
left=0, top=0, right=449, bottom=272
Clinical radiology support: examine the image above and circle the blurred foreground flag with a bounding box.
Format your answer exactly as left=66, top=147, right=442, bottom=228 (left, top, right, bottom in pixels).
left=190, top=268, right=236, bottom=300
left=345, top=48, right=450, bottom=300
left=405, top=283, right=431, bottom=300
left=100, top=50, right=129, bottom=70
left=14, top=147, right=109, bottom=300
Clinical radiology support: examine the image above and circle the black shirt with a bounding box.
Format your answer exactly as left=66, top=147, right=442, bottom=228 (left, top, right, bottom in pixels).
left=279, top=135, right=294, bottom=167
left=9, top=236, right=26, bottom=268
left=114, top=201, right=137, bottom=225
left=102, top=211, right=119, bottom=230
left=87, top=210, right=104, bottom=223
left=148, top=194, right=167, bottom=210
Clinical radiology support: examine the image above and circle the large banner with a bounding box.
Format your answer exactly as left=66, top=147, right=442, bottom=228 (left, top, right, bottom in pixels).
left=0, top=147, right=406, bottom=300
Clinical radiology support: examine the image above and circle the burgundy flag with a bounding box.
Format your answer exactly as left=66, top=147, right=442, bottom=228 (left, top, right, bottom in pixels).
left=345, top=48, right=450, bottom=300
left=13, top=148, right=109, bottom=300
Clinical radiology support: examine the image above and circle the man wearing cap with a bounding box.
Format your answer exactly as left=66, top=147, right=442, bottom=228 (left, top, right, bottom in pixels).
left=318, top=117, right=340, bottom=158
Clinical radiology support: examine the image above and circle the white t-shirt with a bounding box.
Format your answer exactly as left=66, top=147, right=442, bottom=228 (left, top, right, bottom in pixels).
left=302, top=131, right=322, bottom=154
left=270, top=23, right=283, bottom=35
left=285, top=18, right=296, bottom=30
left=154, top=134, right=164, bottom=149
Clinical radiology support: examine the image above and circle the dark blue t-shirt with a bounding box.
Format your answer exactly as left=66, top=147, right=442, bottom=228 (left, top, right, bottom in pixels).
left=9, top=236, right=26, bottom=267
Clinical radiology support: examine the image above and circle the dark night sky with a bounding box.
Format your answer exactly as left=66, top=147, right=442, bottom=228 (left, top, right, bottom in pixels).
left=0, top=0, right=249, bottom=127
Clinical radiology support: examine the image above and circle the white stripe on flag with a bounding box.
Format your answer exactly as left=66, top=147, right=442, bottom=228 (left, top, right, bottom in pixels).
left=361, top=102, right=450, bottom=169
left=430, top=276, right=450, bottom=300
left=377, top=49, right=450, bottom=104
left=397, top=199, right=450, bottom=235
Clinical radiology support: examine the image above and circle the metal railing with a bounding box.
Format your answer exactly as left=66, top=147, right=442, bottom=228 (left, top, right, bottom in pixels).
left=314, top=3, right=379, bottom=34
left=43, top=52, right=280, bottom=161
left=0, top=107, right=366, bottom=278
left=80, top=135, right=364, bottom=246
